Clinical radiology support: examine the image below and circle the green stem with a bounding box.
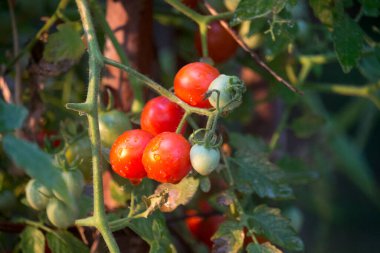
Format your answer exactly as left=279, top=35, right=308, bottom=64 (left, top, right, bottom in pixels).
left=199, top=22, right=209, bottom=59
left=89, top=0, right=143, bottom=112
left=22, top=219, right=55, bottom=234
left=204, top=12, right=234, bottom=23
left=220, top=148, right=234, bottom=186
left=164, top=0, right=204, bottom=22
left=103, top=57, right=213, bottom=116
left=4, top=0, right=70, bottom=73
left=176, top=111, right=190, bottom=134
left=269, top=107, right=291, bottom=152
left=72, top=1, right=119, bottom=253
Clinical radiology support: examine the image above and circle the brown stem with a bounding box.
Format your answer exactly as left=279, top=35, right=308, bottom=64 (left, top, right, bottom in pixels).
left=203, top=2, right=303, bottom=95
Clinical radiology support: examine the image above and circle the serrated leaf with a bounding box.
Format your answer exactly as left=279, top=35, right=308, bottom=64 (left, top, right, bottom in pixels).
left=43, top=22, right=85, bottom=63
left=247, top=242, right=282, bottom=253
left=211, top=220, right=244, bottom=253
left=333, top=14, right=363, bottom=73
left=247, top=205, right=304, bottom=251
left=309, top=0, right=334, bottom=25
left=155, top=176, right=199, bottom=212
left=46, top=231, right=89, bottom=253
left=231, top=0, right=287, bottom=25
left=128, top=213, right=176, bottom=253
left=0, top=99, right=28, bottom=132
left=229, top=133, right=268, bottom=154
left=20, top=226, right=45, bottom=253
left=2, top=135, right=74, bottom=207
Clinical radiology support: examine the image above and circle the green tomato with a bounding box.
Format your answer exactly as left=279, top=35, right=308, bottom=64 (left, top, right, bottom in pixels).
left=190, top=144, right=220, bottom=176
left=62, top=170, right=84, bottom=198
left=99, top=109, right=132, bottom=148
left=65, top=136, right=92, bottom=181
left=25, top=179, right=52, bottom=211
left=46, top=198, right=78, bottom=229
left=208, top=74, right=234, bottom=109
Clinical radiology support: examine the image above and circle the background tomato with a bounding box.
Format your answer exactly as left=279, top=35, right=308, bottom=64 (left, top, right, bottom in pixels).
left=25, top=179, right=52, bottom=211
left=46, top=198, right=78, bottom=229
left=190, top=144, right=220, bottom=176
left=194, top=22, right=239, bottom=63
left=61, top=170, right=84, bottom=198
left=174, top=62, right=219, bottom=108
left=142, top=132, right=191, bottom=183
left=110, top=129, right=153, bottom=180
left=99, top=109, right=132, bottom=148
left=182, top=0, right=198, bottom=8
left=65, top=136, right=93, bottom=181
left=141, top=96, right=185, bottom=135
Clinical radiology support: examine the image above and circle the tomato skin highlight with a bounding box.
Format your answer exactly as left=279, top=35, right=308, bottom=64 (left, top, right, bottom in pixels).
left=195, top=22, right=238, bottom=63
left=142, top=132, right=191, bottom=183
left=110, top=130, right=154, bottom=180
left=141, top=96, right=186, bottom=135
left=174, top=62, right=220, bottom=108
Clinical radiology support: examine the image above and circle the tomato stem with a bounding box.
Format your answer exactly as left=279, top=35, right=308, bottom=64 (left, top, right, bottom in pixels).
left=176, top=111, right=190, bottom=134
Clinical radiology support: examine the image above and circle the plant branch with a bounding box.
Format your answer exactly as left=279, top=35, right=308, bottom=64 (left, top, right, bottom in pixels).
left=103, top=57, right=213, bottom=116
left=71, top=0, right=119, bottom=252
left=4, top=0, right=70, bottom=74
left=203, top=2, right=303, bottom=95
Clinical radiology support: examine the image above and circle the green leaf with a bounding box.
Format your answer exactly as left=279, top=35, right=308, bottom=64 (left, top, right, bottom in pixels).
left=43, top=22, right=85, bottom=63
left=309, top=0, right=334, bottom=26
left=0, top=99, right=28, bottom=132
left=2, top=135, right=74, bottom=207
left=229, top=133, right=293, bottom=199
left=128, top=213, right=176, bottom=253
left=211, top=220, right=244, bottom=253
left=290, top=113, right=325, bottom=138
left=332, top=14, right=364, bottom=73
left=247, top=242, right=282, bottom=253
left=46, top=231, right=89, bottom=253
left=154, top=176, right=199, bottom=212
left=247, top=205, right=304, bottom=251
left=358, top=48, right=380, bottom=82
left=359, top=0, right=380, bottom=16
left=20, top=226, right=45, bottom=253
left=231, top=0, right=287, bottom=25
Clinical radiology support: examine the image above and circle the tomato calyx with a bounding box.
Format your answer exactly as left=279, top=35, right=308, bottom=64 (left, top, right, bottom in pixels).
left=205, top=74, right=246, bottom=113
left=189, top=128, right=222, bottom=149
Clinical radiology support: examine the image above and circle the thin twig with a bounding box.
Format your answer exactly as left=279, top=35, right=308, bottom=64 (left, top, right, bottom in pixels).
left=203, top=2, right=303, bottom=95
left=7, top=0, right=21, bottom=104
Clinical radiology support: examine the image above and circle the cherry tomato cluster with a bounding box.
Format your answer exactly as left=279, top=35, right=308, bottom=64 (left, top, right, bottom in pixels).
left=110, top=62, right=244, bottom=184
left=25, top=169, right=84, bottom=229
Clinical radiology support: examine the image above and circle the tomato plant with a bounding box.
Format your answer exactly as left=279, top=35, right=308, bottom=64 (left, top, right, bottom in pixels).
left=110, top=129, right=153, bottom=181
left=142, top=132, right=191, bottom=183
left=141, top=96, right=185, bottom=135
left=194, top=21, right=238, bottom=63
left=174, top=62, right=220, bottom=108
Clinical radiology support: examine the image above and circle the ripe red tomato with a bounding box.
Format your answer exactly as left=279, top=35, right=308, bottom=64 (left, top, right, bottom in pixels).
left=185, top=209, right=225, bottom=248
left=141, top=96, right=186, bottom=135
left=174, top=62, right=219, bottom=108
left=195, top=22, right=239, bottom=63
left=142, top=132, right=191, bottom=183
left=110, top=130, right=153, bottom=180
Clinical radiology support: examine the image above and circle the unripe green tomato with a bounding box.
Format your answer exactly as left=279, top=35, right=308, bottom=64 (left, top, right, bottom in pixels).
left=46, top=198, right=78, bottom=229
left=0, top=190, right=16, bottom=212
left=190, top=144, right=220, bottom=176
left=99, top=109, right=132, bottom=148
left=208, top=74, right=234, bottom=109
left=65, top=136, right=92, bottom=181
left=62, top=170, right=84, bottom=198
left=25, top=179, right=52, bottom=211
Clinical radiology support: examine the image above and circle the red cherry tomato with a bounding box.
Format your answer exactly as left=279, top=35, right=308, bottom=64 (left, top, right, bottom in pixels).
left=174, top=62, right=219, bottom=108
left=142, top=132, right=191, bottom=183
left=195, top=22, right=239, bottom=63
left=141, top=96, right=186, bottom=135
left=36, top=130, right=61, bottom=148
left=110, top=130, right=153, bottom=180
left=185, top=209, right=225, bottom=248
